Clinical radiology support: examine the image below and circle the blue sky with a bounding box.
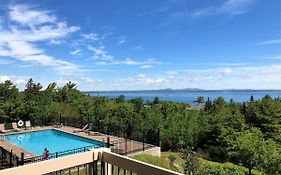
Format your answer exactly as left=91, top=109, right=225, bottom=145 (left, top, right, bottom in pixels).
left=0, top=0, right=280, bottom=90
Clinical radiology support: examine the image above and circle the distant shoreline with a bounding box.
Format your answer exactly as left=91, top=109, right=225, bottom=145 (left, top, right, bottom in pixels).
left=82, top=90, right=281, bottom=104
left=83, top=89, right=281, bottom=93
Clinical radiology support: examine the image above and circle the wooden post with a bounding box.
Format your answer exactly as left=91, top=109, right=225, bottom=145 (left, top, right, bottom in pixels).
left=142, top=129, right=145, bottom=151
left=101, top=161, right=105, bottom=175
left=92, top=161, right=98, bottom=175
left=21, top=152, right=24, bottom=165
left=157, top=128, right=160, bottom=147
left=9, top=150, right=13, bottom=167
left=107, top=137, right=110, bottom=148
left=1, top=147, right=3, bottom=166
left=125, top=137, right=128, bottom=155
left=97, top=119, right=100, bottom=132
left=16, top=156, right=19, bottom=166
left=59, top=114, right=62, bottom=125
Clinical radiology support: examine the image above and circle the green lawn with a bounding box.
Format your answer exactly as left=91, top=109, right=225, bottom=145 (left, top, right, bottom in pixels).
left=131, top=152, right=264, bottom=175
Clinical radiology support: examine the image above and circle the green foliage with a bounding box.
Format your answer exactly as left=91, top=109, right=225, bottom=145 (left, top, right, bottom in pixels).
left=0, top=80, right=280, bottom=174
left=182, top=148, right=199, bottom=175
left=227, top=128, right=281, bottom=175
left=193, top=96, right=204, bottom=105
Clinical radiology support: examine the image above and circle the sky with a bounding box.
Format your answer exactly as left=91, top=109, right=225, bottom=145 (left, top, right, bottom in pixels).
left=0, top=0, right=280, bottom=91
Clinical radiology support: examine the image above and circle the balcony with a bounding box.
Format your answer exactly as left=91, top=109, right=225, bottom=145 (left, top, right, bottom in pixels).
left=0, top=148, right=183, bottom=175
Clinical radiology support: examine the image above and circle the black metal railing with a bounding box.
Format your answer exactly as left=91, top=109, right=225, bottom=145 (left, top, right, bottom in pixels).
left=0, top=146, right=24, bottom=168
left=42, top=160, right=141, bottom=175
left=23, top=145, right=100, bottom=165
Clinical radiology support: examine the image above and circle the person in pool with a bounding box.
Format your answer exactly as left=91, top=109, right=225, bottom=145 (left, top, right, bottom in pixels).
left=43, top=148, right=49, bottom=160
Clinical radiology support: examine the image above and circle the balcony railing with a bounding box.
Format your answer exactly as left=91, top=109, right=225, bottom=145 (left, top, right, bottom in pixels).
left=0, top=148, right=183, bottom=175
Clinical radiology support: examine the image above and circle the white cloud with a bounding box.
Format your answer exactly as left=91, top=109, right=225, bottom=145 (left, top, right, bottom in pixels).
left=9, top=4, right=57, bottom=26
left=70, top=49, right=81, bottom=55
left=140, top=65, right=153, bottom=69
left=80, top=77, right=101, bottom=84
left=46, top=64, right=281, bottom=91
left=81, top=33, right=99, bottom=41
left=127, top=74, right=166, bottom=85
left=0, top=75, right=30, bottom=89
left=164, top=64, right=281, bottom=90
left=133, top=46, right=142, bottom=50
left=258, top=39, right=281, bottom=45
left=0, top=3, right=81, bottom=74
left=54, top=77, right=104, bottom=91
left=117, top=36, right=126, bottom=45
left=49, top=39, right=64, bottom=45
left=259, top=55, right=281, bottom=60
left=218, top=0, right=254, bottom=15
left=56, top=77, right=77, bottom=87
left=95, top=58, right=162, bottom=67
left=88, top=45, right=113, bottom=60
left=191, top=0, right=255, bottom=18
left=0, top=75, right=10, bottom=82
left=0, top=59, right=14, bottom=64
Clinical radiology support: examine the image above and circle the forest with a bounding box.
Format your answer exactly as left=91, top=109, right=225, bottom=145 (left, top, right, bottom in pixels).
left=0, top=79, right=280, bottom=175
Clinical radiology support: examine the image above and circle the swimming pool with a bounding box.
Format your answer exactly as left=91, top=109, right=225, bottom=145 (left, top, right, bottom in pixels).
left=4, top=129, right=104, bottom=156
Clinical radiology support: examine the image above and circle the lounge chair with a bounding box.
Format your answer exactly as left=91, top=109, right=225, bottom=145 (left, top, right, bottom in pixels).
left=0, top=123, right=8, bottom=133
left=12, top=122, right=20, bottom=132
left=73, top=124, right=89, bottom=133
left=85, top=123, right=95, bottom=133
left=25, top=121, right=31, bottom=129
left=88, top=131, right=102, bottom=136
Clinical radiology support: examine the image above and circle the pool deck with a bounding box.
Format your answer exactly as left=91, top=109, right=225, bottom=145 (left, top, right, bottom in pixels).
left=0, top=126, right=155, bottom=159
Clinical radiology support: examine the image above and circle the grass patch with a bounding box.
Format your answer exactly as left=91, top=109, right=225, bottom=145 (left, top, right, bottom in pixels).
left=132, top=152, right=265, bottom=175
left=161, top=152, right=185, bottom=173
left=131, top=154, right=170, bottom=170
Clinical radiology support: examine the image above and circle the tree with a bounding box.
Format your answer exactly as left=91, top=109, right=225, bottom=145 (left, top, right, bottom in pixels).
left=204, top=97, right=212, bottom=112
left=153, top=97, right=160, bottom=105
left=193, top=96, right=204, bottom=106
left=116, top=95, right=125, bottom=103
left=227, top=128, right=280, bottom=175
left=46, top=82, right=57, bottom=93
left=65, top=81, right=76, bottom=90
left=0, top=80, right=18, bottom=102
left=25, top=78, right=43, bottom=94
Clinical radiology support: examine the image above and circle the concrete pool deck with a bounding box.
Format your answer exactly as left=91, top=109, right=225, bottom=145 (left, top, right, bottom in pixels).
left=0, top=125, right=157, bottom=159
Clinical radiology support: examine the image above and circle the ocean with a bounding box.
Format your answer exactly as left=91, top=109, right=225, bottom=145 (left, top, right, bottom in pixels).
left=85, top=90, right=281, bottom=104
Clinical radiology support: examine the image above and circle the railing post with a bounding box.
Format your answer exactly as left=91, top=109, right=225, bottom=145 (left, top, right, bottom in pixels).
left=16, top=156, right=19, bottom=166
left=157, top=128, right=160, bottom=147
left=1, top=146, right=3, bottom=166
left=125, top=137, right=128, bottom=155
left=97, top=119, right=100, bottom=132
left=21, top=152, right=24, bottom=165
left=101, top=161, right=105, bottom=175
left=142, top=129, right=145, bottom=151
left=93, top=161, right=98, bottom=175
left=9, top=150, right=13, bottom=167
left=59, top=114, right=62, bottom=125
left=107, top=137, right=110, bottom=148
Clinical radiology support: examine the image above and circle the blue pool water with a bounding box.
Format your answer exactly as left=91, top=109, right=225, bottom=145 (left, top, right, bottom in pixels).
left=4, top=129, right=103, bottom=156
